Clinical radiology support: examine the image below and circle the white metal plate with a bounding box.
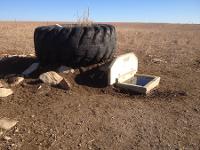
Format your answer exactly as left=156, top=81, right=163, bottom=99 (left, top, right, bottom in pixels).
left=108, top=53, right=138, bottom=85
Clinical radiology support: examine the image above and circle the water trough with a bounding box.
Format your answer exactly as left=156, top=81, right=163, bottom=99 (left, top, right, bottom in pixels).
left=108, top=53, right=160, bottom=94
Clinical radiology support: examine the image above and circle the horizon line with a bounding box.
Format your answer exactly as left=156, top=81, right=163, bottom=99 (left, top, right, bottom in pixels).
left=0, top=19, right=199, bottom=25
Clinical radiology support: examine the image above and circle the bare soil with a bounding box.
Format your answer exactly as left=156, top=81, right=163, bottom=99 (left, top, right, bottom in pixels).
left=0, top=22, right=200, bottom=150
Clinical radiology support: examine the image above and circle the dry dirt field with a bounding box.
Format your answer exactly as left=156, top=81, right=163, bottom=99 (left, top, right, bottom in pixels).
left=0, top=22, right=200, bottom=150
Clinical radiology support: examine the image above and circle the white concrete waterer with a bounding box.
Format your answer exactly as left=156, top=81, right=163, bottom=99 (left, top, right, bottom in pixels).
left=108, top=53, right=160, bottom=94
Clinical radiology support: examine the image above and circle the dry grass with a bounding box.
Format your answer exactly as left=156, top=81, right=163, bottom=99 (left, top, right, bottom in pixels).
left=0, top=22, right=41, bottom=55
left=76, top=8, right=93, bottom=26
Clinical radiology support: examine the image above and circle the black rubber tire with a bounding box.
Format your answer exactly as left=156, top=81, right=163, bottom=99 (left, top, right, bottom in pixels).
left=34, top=24, right=117, bottom=66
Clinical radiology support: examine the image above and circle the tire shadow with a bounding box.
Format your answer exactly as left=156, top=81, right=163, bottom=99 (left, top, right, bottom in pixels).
left=0, top=56, right=37, bottom=78
left=75, top=67, right=108, bottom=88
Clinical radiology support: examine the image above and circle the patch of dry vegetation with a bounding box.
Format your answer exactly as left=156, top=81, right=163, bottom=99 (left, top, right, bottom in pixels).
left=76, top=8, right=93, bottom=26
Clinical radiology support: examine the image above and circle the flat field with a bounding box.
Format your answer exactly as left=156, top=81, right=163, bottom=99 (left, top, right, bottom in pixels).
left=0, top=22, right=200, bottom=149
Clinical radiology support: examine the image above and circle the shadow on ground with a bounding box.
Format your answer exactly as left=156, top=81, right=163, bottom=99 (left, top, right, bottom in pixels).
left=75, top=68, right=108, bottom=88
left=0, top=56, right=108, bottom=88
left=0, top=56, right=37, bottom=78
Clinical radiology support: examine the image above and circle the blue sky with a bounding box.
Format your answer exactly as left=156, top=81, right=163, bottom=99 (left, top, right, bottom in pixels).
left=0, top=0, right=199, bottom=23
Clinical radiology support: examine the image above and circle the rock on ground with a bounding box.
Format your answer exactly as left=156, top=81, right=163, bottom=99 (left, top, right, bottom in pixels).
left=3, top=136, right=12, bottom=141
left=0, top=118, right=18, bottom=130
left=59, top=78, right=71, bottom=90
left=0, top=88, right=13, bottom=98
left=8, top=76, right=24, bottom=87
left=152, top=58, right=167, bottom=64
left=57, top=66, right=75, bottom=74
left=39, top=71, right=63, bottom=86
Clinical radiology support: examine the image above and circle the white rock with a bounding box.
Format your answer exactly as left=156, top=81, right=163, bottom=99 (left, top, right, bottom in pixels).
left=39, top=71, right=63, bottom=85
left=9, top=77, right=24, bottom=87
left=22, top=62, right=40, bottom=76
left=0, top=118, right=18, bottom=130
left=0, top=55, right=27, bottom=62
left=0, top=54, right=34, bottom=62
left=56, top=24, right=62, bottom=27
left=0, top=88, right=13, bottom=98
left=57, top=66, right=71, bottom=74
left=27, top=54, right=35, bottom=57
left=8, top=54, right=24, bottom=58
left=57, top=66, right=75, bottom=74
left=37, top=85, right=42, bottom=90
left=3, top=136, right=12, bottom=141
left=70, top=69, right=75, bottom=73
left=59, top=78, right=71, bottom=90
left=9, top=54, right=33, bottom=58
left=15, top=77, right=24, bottom=85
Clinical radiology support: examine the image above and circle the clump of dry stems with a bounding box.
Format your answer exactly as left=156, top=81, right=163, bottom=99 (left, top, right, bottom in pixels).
left=76, top=8, right=93, bottom=26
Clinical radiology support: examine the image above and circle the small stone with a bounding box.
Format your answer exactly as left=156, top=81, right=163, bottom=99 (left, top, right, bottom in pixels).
left=56, top=24, right=62, bottom=27
left=39, top=71, right=63, bottom=86
left=0, top=131, right=3, bottom=136
left=8, top=76, right=24, bottom=87
left=21, top=82, right=27, bottom=87
left=11, top=143, right=16, bottom=147
left=0, top=118, right=18, bottom=130
left=14, top=128, right=19, bottom=133
left=37, top=85, right=42, bottom=90
left=59, top=78, right=71, bottom=90
left=8, top=54, right=27, bottom=58
left=70, top=69, right=75, bottom=73
left=37, top=84, right=51, bottom=95
left=152, top=58, right=167, bottom=64
left=22, top=62, right=40, bottom=76
left=28, top=130, right=31, bottom=134
left=57, top=66, right=72, bottom=74
left=3, top=136, right=11, bottom=141
left=179, top=91, right=188, bottom=96
left=0, top=88, right=13, bottom=98
left=27, top=54, right=35, bottom=57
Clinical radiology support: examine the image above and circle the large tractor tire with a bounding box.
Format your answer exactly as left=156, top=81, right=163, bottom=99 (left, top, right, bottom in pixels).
left=34, top=24, right=117, bottom=66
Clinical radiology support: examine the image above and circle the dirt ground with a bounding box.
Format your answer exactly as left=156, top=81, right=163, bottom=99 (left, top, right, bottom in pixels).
left=0, top=22, right=200, bottom=150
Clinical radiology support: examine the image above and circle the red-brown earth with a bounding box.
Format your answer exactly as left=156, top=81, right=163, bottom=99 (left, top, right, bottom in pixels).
left=0, top=22, right=200, bottom=150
